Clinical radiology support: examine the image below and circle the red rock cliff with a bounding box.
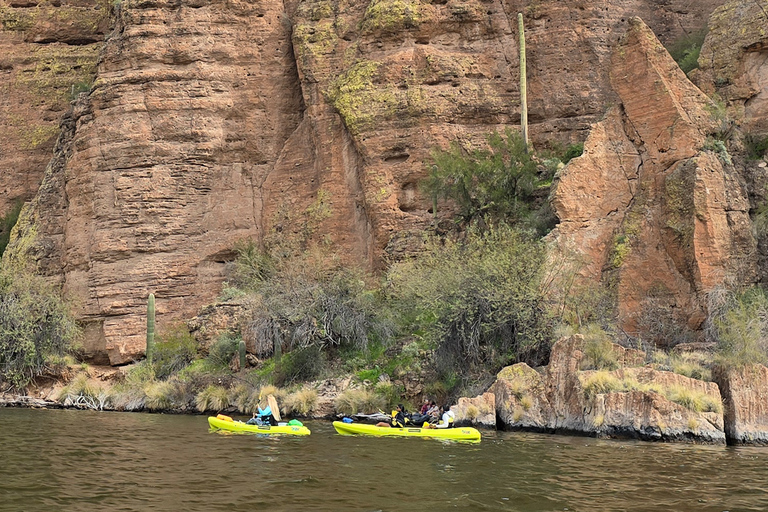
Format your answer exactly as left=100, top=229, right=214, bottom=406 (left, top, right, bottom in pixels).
left=1, top=0, right=730, bottom=364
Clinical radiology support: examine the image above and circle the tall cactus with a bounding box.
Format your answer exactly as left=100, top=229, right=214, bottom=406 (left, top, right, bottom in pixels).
left=146, top=293, right=156, bottom=362
left=239, top=339, right=246, bottom=370
left=518, top=12, right=529, bottom=153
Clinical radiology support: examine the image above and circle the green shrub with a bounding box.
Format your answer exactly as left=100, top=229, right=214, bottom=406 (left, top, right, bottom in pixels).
left=0, top=200, right=23, bottom=257
left=423, top=129, right=540, bottom=226
left=274, top=345, right=326, bottom=385
left=206, top=334, right=239, bottom=369
left=0, top=270, right=80, bottom=390
left=241, top=248, right=393, bottom=358
left=151, top=324, right=198, bottom=379
left=387, top=224, right=551, bottom=373
left=666, top=27, right=707, bottom=75
left=562, top=143, right=584, bottom=164
left=744, top=133, right=768, bottom=160
left=579, top=325, right=618, bottom=371
left=709, top=287, right=768, bottom=368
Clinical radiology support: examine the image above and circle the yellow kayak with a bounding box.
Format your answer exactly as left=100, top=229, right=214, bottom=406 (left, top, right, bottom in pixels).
left=332, top=421, right=481, bottom=442
left=208, top=415, right=311, bottom=436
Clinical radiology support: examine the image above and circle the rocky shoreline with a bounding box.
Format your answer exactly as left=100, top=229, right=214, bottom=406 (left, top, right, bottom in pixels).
left=6, top=334, right=768, bottom=446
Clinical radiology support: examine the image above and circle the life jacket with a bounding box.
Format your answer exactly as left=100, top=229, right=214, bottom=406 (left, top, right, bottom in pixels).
left=391, top=410, right=407, bottom=428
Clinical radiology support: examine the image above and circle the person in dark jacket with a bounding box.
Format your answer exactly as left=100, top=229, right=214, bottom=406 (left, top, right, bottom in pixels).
left=376, top=404, right=408, bottom=428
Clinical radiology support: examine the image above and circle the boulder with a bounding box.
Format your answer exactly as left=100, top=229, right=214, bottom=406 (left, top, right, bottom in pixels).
left=492, top=335, right=726, bottom=443
left=452, top=392, right=495, bottom=429
left=713, top=364, right=768, bottom=445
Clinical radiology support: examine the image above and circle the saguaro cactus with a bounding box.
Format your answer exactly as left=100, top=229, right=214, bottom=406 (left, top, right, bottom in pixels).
left=146, top=293, right=156, bottom=361
left=239, top=339, right=246, bottom=370
left=518, top=12, right=529, bottom=153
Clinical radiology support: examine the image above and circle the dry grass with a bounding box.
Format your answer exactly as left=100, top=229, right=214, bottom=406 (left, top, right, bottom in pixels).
left=196, top=385, right=230, bottom=413
left=284, top=387, right=319, bottom=416
left=334, top=388, right=386, bottom=415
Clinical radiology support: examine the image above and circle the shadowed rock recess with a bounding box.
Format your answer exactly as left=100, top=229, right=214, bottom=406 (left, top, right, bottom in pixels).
left=0, top=0, right=745, bottom=366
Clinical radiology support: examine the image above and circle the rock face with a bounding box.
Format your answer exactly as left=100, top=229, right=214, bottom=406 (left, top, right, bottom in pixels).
left=3, top=0, right=728, bottom=363
left=695, top=0, right=768, bottom=133
left=714, top=364, right=768, bottom=445
left=549, top=17, right=757, bottom=338
left=492, top=335, right=726, bottom=443
left=0, top=0, right=109, bottom=214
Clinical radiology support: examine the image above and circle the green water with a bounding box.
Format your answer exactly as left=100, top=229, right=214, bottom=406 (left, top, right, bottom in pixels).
left=1, top=408, right=767, bottom=511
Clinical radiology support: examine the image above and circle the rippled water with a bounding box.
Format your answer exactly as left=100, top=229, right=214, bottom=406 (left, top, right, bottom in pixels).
left=1, top=408, right=767, bottom=511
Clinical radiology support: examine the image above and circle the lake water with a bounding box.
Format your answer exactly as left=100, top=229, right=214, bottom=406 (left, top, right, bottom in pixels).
left=1, top=407, right=767, bottom=511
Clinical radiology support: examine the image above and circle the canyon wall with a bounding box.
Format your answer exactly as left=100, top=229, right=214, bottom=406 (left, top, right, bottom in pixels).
left=1, top=0, right=732, bottom=363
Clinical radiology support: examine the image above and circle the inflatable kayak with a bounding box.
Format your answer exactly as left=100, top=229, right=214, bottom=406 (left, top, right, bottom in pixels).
left=208, top=415, right=311, bottom=436
left=332, top=421, right=481, bottom=442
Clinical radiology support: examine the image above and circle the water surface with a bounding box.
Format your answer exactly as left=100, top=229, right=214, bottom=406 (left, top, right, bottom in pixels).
left=1, top=408, right=766, bottom=511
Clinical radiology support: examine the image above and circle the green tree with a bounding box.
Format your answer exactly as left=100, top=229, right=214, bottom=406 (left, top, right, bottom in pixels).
left=423, top=129, right=540, bottom=226
left=0, top=270, right=80, bottom=390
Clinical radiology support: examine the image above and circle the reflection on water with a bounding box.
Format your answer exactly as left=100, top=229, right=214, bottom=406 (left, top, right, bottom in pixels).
left=1, top=408, right=767, bottom=511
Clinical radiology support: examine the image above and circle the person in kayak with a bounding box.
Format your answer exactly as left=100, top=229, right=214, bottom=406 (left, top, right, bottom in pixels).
left=425, top=405, right=455, bottom=429
left=436, top=405, right=455, bottom=429
left=246, top=397, right=277, bottom=426
left=375, top=404, right=408, bottom=428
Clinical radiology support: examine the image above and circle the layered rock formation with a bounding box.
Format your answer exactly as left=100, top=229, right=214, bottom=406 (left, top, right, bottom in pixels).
left=695, top=0, right=768, bottom=132
left=714, top=364, right=768, bottom=445
left=493, top=335, right=726, bottom=443
left=2, top=0, right=729, bottom=363
left=549, top=17, right=757, bottom=337
left=0, top=0, right=109, bottom=214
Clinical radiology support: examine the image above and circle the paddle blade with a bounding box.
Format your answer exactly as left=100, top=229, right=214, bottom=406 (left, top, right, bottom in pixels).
left=268, top=394, right=281, bottom=422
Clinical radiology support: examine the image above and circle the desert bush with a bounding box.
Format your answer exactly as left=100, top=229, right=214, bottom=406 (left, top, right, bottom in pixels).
left=423, top=128, right=544, bottom=228
left=665, top=27, right=707, bottom=75
left=0, top=200, right=22, bottom=257
left=664, top=385, right=721, bottom=414
left=334, top=387, right=386, bottom=415
left=241, top=247, right=393, bottom=358
left=579, top=325, right=618, bottom=371
left=581, top=371, right=622, bottom=399
left=229, top=383, right=255, bottom=413
left=635, top=290, right=695, bottom=350
left=387, top=224, right=551, bottom=373
left=744, top=132, right=768, bottom=160
left=151, top=324, right=198, bottom=379
left=707, top=286, right=768, bottom=368
left=108, top=384, right=147, bottom=412
left=207, top=334, right=240, bottom=369
left=274, top=345, right=326, bottom=385
left=143, top=380, right=180, bottom=411
left=284, top=387, right=318, bottom=416
left=0, top=270, right=80, bottom=390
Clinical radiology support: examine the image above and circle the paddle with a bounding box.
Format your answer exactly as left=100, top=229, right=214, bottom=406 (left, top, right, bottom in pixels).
left=267, top=394, right=281, bottom=422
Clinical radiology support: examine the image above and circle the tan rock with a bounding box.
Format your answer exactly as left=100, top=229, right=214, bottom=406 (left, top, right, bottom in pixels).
left=452, top=392, right=495, bottom=429
left=493, top=335, right=726, bottom=442
left=549, top=18, right=757, bottom=339
left=695, top=0, right=768, bottom=132
left=714, top=364, right=768, bottom=445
